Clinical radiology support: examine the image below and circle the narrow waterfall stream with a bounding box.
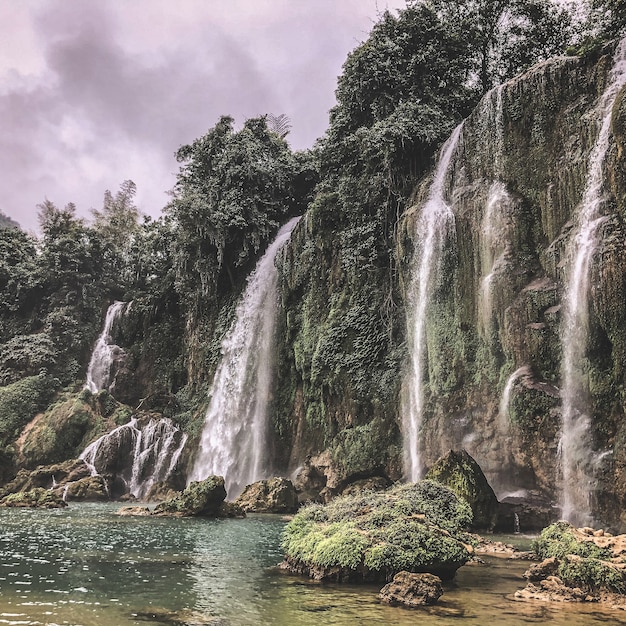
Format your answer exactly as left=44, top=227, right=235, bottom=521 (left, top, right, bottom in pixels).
left=85, top=301, right=128, bottom=393
left=403, top=125, right=462, bottom=481
left=188, top=216, right=301, bottom=498
left=560, top=38, right=626, bottom=526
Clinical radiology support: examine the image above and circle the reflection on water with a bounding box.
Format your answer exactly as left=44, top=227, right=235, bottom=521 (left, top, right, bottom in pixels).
left=0, top=504, right=625, bottom=625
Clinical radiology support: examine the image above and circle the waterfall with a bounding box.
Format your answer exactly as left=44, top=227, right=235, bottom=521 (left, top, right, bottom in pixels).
left=403, top=125, right=463, bottom=482
left=188, top=216, right=301, bottom=498
left=85, top=301, right=127, bottom=393
left=560, top=38, right=626, bottom=526
left=80, top=417, right=187, bottom=500
left=498, top=366, right=531, bottom=428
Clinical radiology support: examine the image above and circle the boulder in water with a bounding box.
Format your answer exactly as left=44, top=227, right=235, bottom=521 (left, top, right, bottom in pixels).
left=425, top=449, right=498, bottom=530
left=379, top=571, right=443, bottom=607
left=235, top=477, right=298, bottom=513
left=63, top=475, right=109, bottom=501
left=281, top=480, right=472, bottom=583
left=0, top=487, right=67, bottom=508
left=153, top=476, right=227, bottom=517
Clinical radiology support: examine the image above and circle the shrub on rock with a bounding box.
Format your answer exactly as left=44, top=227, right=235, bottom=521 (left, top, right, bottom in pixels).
left=281, top=480, right=472, bottom=582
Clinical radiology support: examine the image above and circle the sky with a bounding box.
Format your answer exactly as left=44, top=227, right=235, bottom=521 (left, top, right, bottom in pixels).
left=0, top=0, right=407, bottom=233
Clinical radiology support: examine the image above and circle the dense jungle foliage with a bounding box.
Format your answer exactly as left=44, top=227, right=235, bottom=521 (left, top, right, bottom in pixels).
left=0, top=0, right=623, bottom=482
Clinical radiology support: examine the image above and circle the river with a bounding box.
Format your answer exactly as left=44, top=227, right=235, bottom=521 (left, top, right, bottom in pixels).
left=1, top=503, right=625, bottom=625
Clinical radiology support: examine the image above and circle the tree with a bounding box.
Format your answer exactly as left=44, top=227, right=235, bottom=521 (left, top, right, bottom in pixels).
left=166, top=115, right=314, bottom=302
left=91, top=180, right=142, bottom=288
left=428, top=0, right=573, bottom=92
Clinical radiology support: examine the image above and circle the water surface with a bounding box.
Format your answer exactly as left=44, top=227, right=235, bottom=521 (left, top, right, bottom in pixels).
left=1, top=504, right=625, bottom=625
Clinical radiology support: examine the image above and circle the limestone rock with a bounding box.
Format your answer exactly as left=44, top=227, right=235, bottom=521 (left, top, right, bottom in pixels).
left=495, top=492, right=555, bottom=532
left=379, top=571, right=443, bottom=607
left=153, top=476, right=227, bottom=517
left=425, top=449, right=498, bottom=530
left=235, top=477, right=298, bottom=513
left=63, top=476, right=109, bottom=502
left=0, top=487, right=67, bottom=508
left=117, top=506, right=152, bottom=516
left=144, top=481, right=179, bottom=503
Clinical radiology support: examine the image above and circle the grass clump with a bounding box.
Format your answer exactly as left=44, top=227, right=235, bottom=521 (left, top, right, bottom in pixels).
left=558, top=556, right=626, bottom=594
left=281, top=480, right=472, bottom=582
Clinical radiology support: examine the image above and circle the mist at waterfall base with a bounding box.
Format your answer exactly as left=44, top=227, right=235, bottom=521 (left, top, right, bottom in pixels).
left=2, top=505, right=625, bottom=626
left=189, top=216, right=301, bottom=498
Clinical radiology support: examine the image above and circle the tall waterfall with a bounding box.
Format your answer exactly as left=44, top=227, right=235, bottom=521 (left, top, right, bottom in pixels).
left=403, top=125, right=463, bottom=482
left=80, top=416, right=187, bottom=500
left=85, top=301, right=127, bottom=393
left=188, top=216, right=301, bottom=498
left=560, top=38, right=626, bottom=526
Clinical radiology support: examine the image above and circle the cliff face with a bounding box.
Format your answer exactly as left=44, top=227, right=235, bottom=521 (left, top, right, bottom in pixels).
left=399, top=43, right=626, bottom=528
left=275, top=42, right=626, bottom=527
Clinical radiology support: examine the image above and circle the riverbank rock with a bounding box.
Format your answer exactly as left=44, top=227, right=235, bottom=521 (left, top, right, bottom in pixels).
left=153, top=476, right=227, bottom=517
left=425, top=450, right=498, bottom=530
left=117, top=506, right=152, bottom=516
left=0, top=459, right=91, bottom=497
left=62, top=475, right=109, bottom=501
left=281, top=480, right=472, bottom=583
left=515, top=522, right=626, bottom=606
left=379, top=571, right=443, bottom=607
left=235, top=477, right=298, bottom=513
left=0, top=487, right=67, bottom=508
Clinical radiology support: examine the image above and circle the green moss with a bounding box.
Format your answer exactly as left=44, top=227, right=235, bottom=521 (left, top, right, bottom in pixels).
left=282, top=480, right=472, bottom=581
left=532, top=522, right=611, bottom=560
left=558, top=557, right=626, bottom=594
left=0, top=487, right=66, bottom=509
left=0, top=373, right=58, bottom=448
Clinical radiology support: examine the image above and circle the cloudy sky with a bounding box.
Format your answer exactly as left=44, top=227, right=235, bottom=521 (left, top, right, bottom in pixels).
left=1, top=0, right=406, bottom=233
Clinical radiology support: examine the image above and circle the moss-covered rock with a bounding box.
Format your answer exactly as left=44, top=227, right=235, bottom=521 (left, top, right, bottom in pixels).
left=63, top=476, right=109, bottom=502
left=153, top=476, right=227, bottom=517
left=235, top=477, right=298, bottom=513
left=425, top=449, right=499, bottom=530
left=281, top=480, right=472, bottom=583
left=516, top=522, right=626, bottom=603
left=0, top=487, right=66, bottom=508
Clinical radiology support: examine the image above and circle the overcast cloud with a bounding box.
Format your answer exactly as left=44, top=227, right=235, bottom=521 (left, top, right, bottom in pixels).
left=0, top=0, right=406, bottom=233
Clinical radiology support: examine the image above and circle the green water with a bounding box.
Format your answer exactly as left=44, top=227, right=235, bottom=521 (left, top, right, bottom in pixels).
left=0, top=504, right=625, bottom=625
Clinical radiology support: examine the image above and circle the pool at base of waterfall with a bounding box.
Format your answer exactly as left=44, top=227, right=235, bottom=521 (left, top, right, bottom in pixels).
left=1, top=503, right=625, bottom=626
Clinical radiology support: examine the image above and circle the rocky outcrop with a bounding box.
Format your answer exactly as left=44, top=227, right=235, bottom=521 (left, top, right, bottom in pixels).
left=495, top=491, right=555, bottom=532
left=281, top=480, right=472, bottom=583
left=63, top=476, right=108, bottom=501
left=379, top=572, right=443, bottom=607
left=153, top=477, right=227, bottom=517
left=515, top=521, right=626, bottom=606
left=425, top=449, right=498, bottom=530
left=0, top=487, right=67, bottom=508
left=234, top=477, right=298, bottom=513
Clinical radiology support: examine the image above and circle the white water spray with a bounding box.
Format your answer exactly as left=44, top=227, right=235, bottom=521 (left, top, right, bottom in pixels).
left=560, top=38, right=626, bottom=526
left=403, top=125, right=463, bottom=482
left=85, top=301, right=127, bottom=393
left=188, top=217, right=301, bottom=498
left=80, top=417, right=187, bottom=500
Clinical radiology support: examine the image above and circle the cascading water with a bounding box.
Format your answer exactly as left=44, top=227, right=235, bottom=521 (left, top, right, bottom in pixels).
left=188, top=216, right=301, bottom=498
left=560, top=38, right=626, bottom=526
left=85, top=301, right=127, bottom=393
left=498, top=366, right=531, bottom=428
left=403, top=125, right=463, bottom=482
left=80, top=416, right=187, bottom=500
